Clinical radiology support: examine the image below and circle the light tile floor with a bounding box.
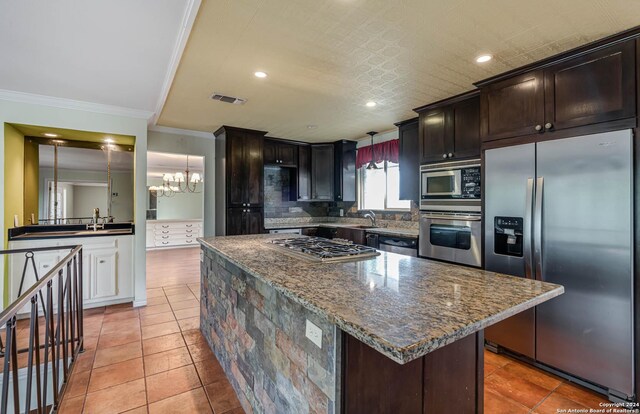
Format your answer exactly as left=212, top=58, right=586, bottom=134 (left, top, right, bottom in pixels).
left=57, top=247, right=244, bottom=414
left=57, top=247, right=611, bottom=413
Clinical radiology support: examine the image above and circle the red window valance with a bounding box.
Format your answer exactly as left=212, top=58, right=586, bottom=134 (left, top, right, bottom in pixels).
left=356, top=139, right=399, bottom=169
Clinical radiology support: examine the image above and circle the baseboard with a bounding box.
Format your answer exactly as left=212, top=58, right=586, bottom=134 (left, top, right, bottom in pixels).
left=133, top=300, right=147, bottom=308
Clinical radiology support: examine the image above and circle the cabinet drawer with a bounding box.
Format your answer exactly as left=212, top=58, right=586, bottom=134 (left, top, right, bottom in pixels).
left=155, top=238, right=198, bottom=247
left=153, top=222, right=202, bottom=230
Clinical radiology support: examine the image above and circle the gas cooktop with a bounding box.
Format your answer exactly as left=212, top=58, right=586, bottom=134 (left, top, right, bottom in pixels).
left=268, top=236, right=380, bottom=263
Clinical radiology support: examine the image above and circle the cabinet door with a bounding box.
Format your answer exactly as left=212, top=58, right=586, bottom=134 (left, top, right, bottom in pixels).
left=227, top=134, right=246, bottom=207
left=311, top=144, right=334, bottom=200
left=334, top=141, right=357, bottom=202
left=88, top=249, right=118, bottom=300
left=226, top=208, right=245, bottom=236
left=244, top=133, right=264, bottom=206
left=450, top=96, right=480, bottom=159
left=278, top=143, right=298, bottom=166
left=263, top=139, right=278, bottom=165
left=245, top=208, right=264, bottom=235
left=544, top=40, right=636, bottom=131
left=419, top=109, right=449, bottom=163
left=480, top=70, right=544, bottom=141
left=298, top=145, right=311, bottom=201
left=398, top=120, right=419, bottom=201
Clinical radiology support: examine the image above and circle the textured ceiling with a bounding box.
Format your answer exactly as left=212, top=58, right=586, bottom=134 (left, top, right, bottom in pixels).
left=158, top=0, right=640, bottom=142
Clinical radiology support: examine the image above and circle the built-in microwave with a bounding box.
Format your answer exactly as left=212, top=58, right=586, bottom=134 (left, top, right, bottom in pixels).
left=420, top=160, right=481, bottom=211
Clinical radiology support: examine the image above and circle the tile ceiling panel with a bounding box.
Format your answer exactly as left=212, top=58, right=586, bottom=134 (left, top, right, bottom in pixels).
left=158, top=0, right=640, bottom=142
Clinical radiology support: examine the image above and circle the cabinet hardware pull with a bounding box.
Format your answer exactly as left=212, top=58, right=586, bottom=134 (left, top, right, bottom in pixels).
left=99, top=260, right=106, bottom=264
left=448, top=153, right=453, bottom=158
left=535, top=124, right=542, bottom=131
left=545, top=122, right=553, bottom=130
left=186, top=224, right=192, bottom=227
left=162, top=225, right=168, bottom=228
left=442, top=154, right=447, bottom=159
left=43, top=265, right=49, bottom=268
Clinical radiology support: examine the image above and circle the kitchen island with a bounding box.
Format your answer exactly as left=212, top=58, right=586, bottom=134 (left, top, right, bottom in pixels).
left=199, top=234, right=563, bottom=414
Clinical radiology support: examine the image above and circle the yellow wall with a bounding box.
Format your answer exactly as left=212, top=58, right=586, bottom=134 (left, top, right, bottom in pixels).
left=3, top=123, right=25, bottom=305
left=23, top=140, right=39, bottom=223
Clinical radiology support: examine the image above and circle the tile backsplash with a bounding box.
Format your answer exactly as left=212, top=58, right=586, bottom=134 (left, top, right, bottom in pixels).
left=264, top=165, right=420, bottom=222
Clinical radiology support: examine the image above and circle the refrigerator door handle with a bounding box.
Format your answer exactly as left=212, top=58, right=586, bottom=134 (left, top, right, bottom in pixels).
left=524, top=178, right=534, bottom=279
left=534, top=177, right=544, bottom=280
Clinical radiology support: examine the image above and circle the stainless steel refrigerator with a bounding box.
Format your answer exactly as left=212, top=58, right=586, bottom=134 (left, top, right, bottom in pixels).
left=484, top=129, right=634, bottom=400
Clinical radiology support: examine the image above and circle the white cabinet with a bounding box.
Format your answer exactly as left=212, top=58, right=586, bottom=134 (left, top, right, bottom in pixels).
left=147, top=220, right=203, bottom=249
left=9, top=235, right=134, bottom=310
left=85, top=245, right=118, bottom=300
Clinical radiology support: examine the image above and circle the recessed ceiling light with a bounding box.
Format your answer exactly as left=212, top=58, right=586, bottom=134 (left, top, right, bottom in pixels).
left=475, top=54, right=492, bottom=63
left=104, top=137, right=114, bottom=143
left=307, top=125, right=318, bottom=129
left=43, top=133, right=60, bottom=138
left=366, top=101, right=377, bottom=107
left=254, top=71, right=268, bottom=78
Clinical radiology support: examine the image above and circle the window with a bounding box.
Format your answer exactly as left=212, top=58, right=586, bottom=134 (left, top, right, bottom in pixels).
left=358, top=161, right=411, bottom=211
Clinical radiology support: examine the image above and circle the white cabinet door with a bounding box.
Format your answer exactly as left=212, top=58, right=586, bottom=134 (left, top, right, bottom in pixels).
left=86, top=248, right=118, bottom=300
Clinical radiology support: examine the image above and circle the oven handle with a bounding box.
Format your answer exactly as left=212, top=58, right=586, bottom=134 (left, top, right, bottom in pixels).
left=422, top=214, right=481, bottom=221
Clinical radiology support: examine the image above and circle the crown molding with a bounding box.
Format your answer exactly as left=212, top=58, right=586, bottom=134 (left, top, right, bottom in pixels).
left=148, top=125, right=213, bottom=139
left=150, top=0, right=202, bottom=126
left=0, top=89, right=154, bottom=120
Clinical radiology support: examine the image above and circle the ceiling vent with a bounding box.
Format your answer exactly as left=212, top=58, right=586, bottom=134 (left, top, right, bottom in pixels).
left=210, top=93, right=247, bottom=105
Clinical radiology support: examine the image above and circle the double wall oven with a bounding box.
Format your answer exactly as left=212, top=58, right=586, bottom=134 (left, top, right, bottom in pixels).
left=418, top=160, right=482, bottom=267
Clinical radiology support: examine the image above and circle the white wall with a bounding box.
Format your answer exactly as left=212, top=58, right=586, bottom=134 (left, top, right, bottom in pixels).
left=147, top=126, right=215, bottom=235
left=0, top=98, right=148, bottom=307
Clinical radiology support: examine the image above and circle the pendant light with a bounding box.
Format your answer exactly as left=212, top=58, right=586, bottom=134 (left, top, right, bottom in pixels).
left=366, top=131, right=380, bottom=170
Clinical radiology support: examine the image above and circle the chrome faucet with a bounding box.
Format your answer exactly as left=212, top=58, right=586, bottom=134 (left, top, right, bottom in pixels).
left=88, top=208, right=104, bottom=231
left=363, top=210, right=377, bottom=227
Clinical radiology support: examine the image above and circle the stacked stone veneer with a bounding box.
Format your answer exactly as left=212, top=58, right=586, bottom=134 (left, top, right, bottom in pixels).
left=200, top=247, right=341, bottom=414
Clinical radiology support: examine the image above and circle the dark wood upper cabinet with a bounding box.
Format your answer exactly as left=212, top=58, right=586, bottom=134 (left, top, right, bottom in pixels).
left=415, top=91, right=481, bottom=164
left=451, top=96, right=481, bottom=159
left=396, top=118, right=419, bottom=201
left=311, top=144, right=334, bottom=201
left=419, top=108, right=448, bottom=163
left=264, top=138, right=298, bottom=166
left=334, top=140, right=357, bottom=202
left=479, top=70, right=544, bottom=142
left=263, top=139, right=278, bottom=165
left=478, top=38, right=636, bottom=142
left=543, top=40, right=636, bottom=131
left=243, top=133, right=264, bottom=206
left=297, top=145, right=311, bottom=201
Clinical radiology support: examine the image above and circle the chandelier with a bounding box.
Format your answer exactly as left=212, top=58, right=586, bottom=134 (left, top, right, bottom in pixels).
left=148, top=155, right=202, bottom=197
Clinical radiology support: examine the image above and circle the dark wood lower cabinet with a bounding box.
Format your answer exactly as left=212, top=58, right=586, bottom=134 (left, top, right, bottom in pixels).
left=226, top=208, right=263, bottom=235
left=342, top=331, right=484, bottom=414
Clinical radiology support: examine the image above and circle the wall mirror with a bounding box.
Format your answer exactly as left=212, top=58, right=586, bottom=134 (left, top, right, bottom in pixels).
left=31, top=138, right=134, bottom=224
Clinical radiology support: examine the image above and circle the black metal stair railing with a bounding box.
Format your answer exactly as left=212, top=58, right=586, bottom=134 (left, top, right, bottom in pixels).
left=0, top=245, right=84, bottom=414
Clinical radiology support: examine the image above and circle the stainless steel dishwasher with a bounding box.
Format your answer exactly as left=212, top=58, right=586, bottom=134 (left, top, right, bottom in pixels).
left=377, top=235, right=418, bottom=257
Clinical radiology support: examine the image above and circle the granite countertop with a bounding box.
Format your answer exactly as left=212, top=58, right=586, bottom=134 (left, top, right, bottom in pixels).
left=264, top=222, right=419, bottom=238
left=199, top=234, right=563, bottom=364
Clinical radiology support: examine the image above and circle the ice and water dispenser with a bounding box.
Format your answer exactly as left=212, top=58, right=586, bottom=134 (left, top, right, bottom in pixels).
left=494, top=217, right=523, bottom=257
